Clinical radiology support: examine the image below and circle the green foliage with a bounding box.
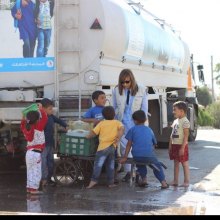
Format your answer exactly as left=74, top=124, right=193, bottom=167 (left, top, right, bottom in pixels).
left=198, top=108, right=213, bottom=127
left=207, top=102, right=220, bottom=129
left=215, top=63, right=220, bottom=73
left=196, top=86, right=213, bottom=107
left=215, top=63, right=220, bottom=84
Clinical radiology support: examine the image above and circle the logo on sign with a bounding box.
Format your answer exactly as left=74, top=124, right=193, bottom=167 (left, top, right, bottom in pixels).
left=47, top=60, right=54, bottom=68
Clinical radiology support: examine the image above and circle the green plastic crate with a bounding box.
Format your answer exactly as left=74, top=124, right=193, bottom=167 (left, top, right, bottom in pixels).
left=59, top=134, right=97, bottom=156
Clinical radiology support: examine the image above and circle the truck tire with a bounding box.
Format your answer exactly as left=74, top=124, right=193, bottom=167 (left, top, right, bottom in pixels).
left=157, top=127, right=172, bottom=148
left=189, top=107, right=198, bottom=142
left=149, top=100, right=171, bottom=148
left=0, top=155, right=25, bottom=171
left=0, top=121, right=4, bottom=129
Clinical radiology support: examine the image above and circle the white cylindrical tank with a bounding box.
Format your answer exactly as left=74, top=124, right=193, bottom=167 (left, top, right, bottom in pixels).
left=80, top=0, right=189, bottom=74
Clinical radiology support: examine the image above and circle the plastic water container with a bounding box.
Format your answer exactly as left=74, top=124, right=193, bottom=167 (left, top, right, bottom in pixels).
left=68, top=120, right=91, bottom=131
left=22, top=104, right=38, bottom=116
left=66, top=129, right=90, bottom=137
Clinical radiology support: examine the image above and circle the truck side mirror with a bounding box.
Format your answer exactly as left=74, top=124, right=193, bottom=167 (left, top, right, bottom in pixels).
left=197, top=65, right=204, bottom=70
left=198, top=70, right=205, bottom=83
left=197, top=65, right=205, bottom=83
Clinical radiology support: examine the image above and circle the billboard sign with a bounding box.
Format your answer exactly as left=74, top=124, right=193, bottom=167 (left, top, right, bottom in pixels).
left=0, top=0, right=55, bottom=72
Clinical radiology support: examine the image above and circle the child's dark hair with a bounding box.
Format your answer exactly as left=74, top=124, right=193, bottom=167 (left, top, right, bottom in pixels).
left=26, top=111, right=40, bottom=131
left=173, top=101, right=188, bottom=114
left=132, top=110, right=147, bottom=124
left=41, top=98, right=53, bottom=108
left=102, top=106, right=115, bottom=120
left=92, top=91, right=105, bottom=102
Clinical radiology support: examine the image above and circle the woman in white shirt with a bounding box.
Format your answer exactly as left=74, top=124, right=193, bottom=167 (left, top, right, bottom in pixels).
left=112, top=69, right=148, bottom=182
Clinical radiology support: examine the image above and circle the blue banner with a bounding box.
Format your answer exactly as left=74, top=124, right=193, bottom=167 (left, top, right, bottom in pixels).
left=0, top=57, right=55, bottom=72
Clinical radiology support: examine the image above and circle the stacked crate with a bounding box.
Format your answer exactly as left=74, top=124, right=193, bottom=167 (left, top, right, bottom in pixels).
left=59, top=134, right=97, bottom=156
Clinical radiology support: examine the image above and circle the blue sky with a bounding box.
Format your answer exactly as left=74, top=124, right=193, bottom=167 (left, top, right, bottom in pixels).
left=139, top=0, right=220, bottom=91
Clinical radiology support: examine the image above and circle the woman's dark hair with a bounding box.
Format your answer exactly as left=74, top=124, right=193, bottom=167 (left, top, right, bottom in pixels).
left=102, top=106, right=115, bottom=120
left=132, top=110, right=147, bottom=124
left=173, top=101, right=188, bottom=114
left=118, top=69, right=138, bottom=96
left=41, top=98, right=53, bottom=108
left=26, top=111, right=40, bottom=131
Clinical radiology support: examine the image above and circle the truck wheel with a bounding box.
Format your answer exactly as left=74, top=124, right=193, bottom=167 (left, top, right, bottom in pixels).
left=54, top=159, right=79, bottom=186
left=157, top=141, right=169, bottom=148
left=0, top=155, right=25, bottom=171
left=0, top=121, right=4, bottom=129
left=189, top=110, right=198, bottom=142
left=149, top=100, right=171, bottom=148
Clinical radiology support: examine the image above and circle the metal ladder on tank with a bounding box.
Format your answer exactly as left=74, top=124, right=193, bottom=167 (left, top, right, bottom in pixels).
left=55, top=0, right=82, bottom=122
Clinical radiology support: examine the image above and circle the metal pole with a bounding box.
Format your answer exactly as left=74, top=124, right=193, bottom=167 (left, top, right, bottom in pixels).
left=54, top=0, right=59, bottom=152
left=78, top=1, right=82, bottom=120
left=211, top=56, right=215, bottom=102
left=54, top=0, right=59, bottom=112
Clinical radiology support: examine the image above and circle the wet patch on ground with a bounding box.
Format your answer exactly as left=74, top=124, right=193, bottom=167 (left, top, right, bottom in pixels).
left=0, top=173, right=203, bottom=215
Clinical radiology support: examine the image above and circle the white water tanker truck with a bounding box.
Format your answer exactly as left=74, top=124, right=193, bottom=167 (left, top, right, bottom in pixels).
left=0, top=0, right=201, bottom=169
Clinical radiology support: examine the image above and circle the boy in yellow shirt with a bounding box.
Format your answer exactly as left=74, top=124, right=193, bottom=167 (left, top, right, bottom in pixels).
left=86, top=106, right=124, bottom=189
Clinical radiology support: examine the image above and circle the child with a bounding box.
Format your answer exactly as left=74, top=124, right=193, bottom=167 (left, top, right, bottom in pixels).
left=120, top=110, right=169, bottom=189
left=20, top=104, right=48, bottom=194
left=169, top=101, right=190, bottom=187
left=35, top=0, right=55, bottom=57
left=40, top=98, right=67, bottom=186
left=83, top=91, right=106, bottom=126
left=11, top=0, right=37, bottom=57
left=86, top=106, right=124, bottom=189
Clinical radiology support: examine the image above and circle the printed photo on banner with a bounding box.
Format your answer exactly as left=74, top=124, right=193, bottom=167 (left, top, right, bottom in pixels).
left=0, top=0, right=55, bottom=72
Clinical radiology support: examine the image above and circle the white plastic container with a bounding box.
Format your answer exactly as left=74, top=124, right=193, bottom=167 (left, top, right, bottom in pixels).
left=67, top=129, right=90, bottom=138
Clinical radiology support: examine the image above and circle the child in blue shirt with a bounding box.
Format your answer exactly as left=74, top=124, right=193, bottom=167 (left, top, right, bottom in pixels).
left=120, top=110, right=169, bottom=189
left=83, top=91, right=106, bottom=126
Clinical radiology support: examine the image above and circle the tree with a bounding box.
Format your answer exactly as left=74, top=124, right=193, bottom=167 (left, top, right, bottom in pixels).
left=196, top=86, right=213, bottom=107
left=207, top=102, right=220, bottom=129
left=215, top=63, right=220, bottom=84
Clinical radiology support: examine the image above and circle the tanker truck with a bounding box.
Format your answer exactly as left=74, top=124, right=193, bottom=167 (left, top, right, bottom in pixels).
left=0, top=0, right=199, bottom=169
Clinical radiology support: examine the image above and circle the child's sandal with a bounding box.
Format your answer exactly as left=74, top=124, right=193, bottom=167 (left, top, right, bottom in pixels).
left=108, top=184, right=118, bottom=188
left=161, top=184, right=169, bottom=190
left=138, top=182, right=149, bottom=188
